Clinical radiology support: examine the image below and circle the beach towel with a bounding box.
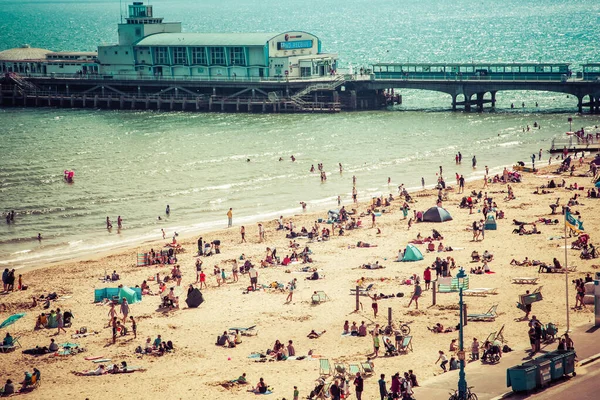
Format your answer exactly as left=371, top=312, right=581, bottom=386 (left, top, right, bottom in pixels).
left=255, top=391, right=273, bottom=395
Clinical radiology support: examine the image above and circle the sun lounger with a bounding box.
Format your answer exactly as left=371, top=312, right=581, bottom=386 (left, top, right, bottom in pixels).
left=467, top=304, right=498, bottom=322
left=348, top=363, right=362, bottom=376
left=229, top=325, right=258, bottom=336
left=511, top=277, right=539, bottom=284
left=361, top=362, right=374, bottom=376
left=0, top=336, right=21, bottom=353
left=312, top=291, right=330, bottom=304
left=463, top=288, right=498, bottom=297
left=349, top=283, right=374, bottom=296
left=398, top=335, right=413, bottom=353
left=319, top=358, right=332, bottom=376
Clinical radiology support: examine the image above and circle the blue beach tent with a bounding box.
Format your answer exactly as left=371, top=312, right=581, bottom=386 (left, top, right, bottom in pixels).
left=94, top=286, right=142, bottom=304
left=422, top=207, right=453, bottom=222
left=402, top=244, right=424, bottom=262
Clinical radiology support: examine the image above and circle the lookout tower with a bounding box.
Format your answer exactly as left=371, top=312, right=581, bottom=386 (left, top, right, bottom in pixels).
left=117, top=1, right=181, bottom=46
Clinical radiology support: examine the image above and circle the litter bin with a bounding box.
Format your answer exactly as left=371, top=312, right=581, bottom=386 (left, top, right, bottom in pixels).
left=506, top=364, right=537, bottom=392
left=555, top=350, right=576, bottom=376
left=539, top=351, right=564, bottom=380
left=523, top=358, right=552, bottom=388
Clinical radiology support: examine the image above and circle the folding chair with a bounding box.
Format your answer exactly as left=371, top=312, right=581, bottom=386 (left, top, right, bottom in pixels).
left=360, top=361, right=374, bottom=376
left=334, top=363, right=347, bottom=378
left=349, top=283, right=374, bottom=296
left=348, top=363, right=362, bottom=376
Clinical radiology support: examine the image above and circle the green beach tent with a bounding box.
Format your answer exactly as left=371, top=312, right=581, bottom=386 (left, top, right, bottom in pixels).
left=402, top=244, right=424, bottom=262
left=118, top=286, right=141, bottom=304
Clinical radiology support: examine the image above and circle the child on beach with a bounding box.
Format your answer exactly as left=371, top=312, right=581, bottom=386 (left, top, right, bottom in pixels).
left=436, top=350, right=448, bottom=372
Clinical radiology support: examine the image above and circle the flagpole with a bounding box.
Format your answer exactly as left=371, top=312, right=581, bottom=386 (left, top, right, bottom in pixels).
left=564, top=215, right=570, bottom=333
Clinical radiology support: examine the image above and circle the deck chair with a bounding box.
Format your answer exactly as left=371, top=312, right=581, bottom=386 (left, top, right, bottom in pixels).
left=334, top=363, right=347, bottom=378
left=464, top=287, right=498, bottom=297
left=349, top=283, right=374, bottom=296
left=467, top=304, right=498, bottom=321
left=398, top=335, right=413, bottom=353
left=319, top=358, right=332, bottom=376
left=312, top=291, right=330, bottom=304
left=361, top=362, right=374, bottom=376
left=228, top=325, right=257, bottom=336
left=348, top=363, right=362, bottom=376
left=316, top=382, right=331, bottom=400
left=0, top=336, right=21, bottom=353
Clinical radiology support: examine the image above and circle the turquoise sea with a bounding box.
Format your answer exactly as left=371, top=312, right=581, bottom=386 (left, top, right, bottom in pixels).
left=1, top=0, right=599, bottom=267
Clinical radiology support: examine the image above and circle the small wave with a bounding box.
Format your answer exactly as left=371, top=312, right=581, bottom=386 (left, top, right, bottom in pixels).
left=497, top=141, right=522, bottom=147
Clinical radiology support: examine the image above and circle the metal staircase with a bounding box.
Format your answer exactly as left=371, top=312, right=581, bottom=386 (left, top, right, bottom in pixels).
left=288, top=75, right=346, bottom=110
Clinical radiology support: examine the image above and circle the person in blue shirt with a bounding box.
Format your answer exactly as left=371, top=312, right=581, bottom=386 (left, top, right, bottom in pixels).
left=378, top=374, right=387, bottom=400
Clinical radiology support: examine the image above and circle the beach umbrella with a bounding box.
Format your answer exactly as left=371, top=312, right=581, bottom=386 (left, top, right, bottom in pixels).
left=185, top=288, right=204, bottom=308
left=0, top=313, right=26, bottom=329
left=422, top=206, right=453, bottom=222
left=402, top=244, right=424, bottom=262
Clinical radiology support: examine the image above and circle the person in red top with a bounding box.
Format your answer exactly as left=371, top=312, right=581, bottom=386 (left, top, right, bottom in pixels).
left=423, top=266, right=432, bottom=290
left=199, top=271, right=207, bottom=289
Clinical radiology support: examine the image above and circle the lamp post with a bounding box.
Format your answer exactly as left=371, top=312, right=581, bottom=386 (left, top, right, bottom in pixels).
left=457, top=268, right=468, bottom=399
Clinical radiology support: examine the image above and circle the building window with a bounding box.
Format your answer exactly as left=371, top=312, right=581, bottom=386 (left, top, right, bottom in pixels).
left=153, top=47, right=168, bottom=64
left=210, top=47, right=225, bottom=65
left=135, top=28, right=141, bottom=36
left=173, top=47, right=187, bottom=65
left=191, top=47, right=207, bottom=65
left=229, top=47, right=245, bottom=66
left=114, top=51, right=118, bottom=55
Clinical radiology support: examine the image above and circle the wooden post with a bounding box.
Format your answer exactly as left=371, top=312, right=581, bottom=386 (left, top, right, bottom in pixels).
left=432, top=283, right=437, bottom=306
left=462, top=303, right=467, bottom=326
left=355, top=286, right=360, bottom=311
left=387, top=307, right=392, bottom=329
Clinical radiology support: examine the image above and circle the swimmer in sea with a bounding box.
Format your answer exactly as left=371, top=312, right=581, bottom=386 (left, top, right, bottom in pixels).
left=37, top=233, right=42, bottom=241
left=291, top=155, right=296, bottom=162
left=339, top=163, right=343, bottom=173
left=166, top=205, right=170, bottom=215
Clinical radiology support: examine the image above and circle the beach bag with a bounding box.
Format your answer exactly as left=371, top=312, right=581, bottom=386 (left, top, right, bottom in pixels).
left=503, top=345, right=512, bottom=353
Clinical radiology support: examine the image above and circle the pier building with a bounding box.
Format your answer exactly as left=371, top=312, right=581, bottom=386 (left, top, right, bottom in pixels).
left=97, top=2, right=337, bottom=80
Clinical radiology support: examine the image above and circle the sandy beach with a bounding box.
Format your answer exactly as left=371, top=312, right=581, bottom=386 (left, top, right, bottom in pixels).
left=1, top=157, right=599, bottom=400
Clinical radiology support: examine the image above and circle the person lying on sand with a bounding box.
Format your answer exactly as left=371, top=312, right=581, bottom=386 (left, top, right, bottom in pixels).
left=307, top=330, right=326, bottom=339
left=510, top=257, right=532, bottom=267
left=73, top=365, right=107, bottom=376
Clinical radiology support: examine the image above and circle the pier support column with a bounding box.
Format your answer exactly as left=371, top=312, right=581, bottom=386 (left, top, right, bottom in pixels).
left=262, top=100, right=266, bottom=113
left=70, top=95, right=74, bottom=108
left=47, top=95, right=51, bottom=106
left=82, top=95, right=86, bottom=107
left=491, top=91, right=497, bottom=108
left=35, top=95, right=39, bottom=106
left=577, top=96, right=583, bottom=113
left=451, top=94, right=457, bottom=111
left=333, top=91, right=339, bottom=104
left=196, top=97, right=200, bottom=111
left=476, top=92, right=484, bottom=112
left=221, top=100, right=225, bottom=111
left=120, top=96, right=124, bottom=109
left=131, top=96, right=136, bottom=109
left=208, top=97, right=213, bottom=111
left=60, top=95, right=64, bottom=107
left=464, top=94, right=472, bottom=112
left=313, top=92, right=318, bottom=103
left=170, top=98, right=174, bottom=111
left=247, top=99, right=252, bottom=112
left=350, top=90, right=357, bottom=110
left=145, top=96, right=149, bottom=109
left=236, top=98, right=240, bottom=112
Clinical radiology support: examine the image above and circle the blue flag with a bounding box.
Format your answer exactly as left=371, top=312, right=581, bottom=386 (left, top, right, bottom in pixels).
left=565, top=211, right=584, bottom=233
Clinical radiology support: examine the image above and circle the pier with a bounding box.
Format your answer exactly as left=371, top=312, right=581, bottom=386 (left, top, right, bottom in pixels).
left=2, top=71, right=600, bottom=113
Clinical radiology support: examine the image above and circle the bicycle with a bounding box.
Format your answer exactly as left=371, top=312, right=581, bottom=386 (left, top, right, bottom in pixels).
left=448, top=386, right=478, bottom=400
left=396, top=320, right=412, bottom=336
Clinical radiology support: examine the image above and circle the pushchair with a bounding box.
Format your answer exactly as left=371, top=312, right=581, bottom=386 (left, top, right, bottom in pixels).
left=481, top=342, right=501, bottom=364
left=384, top=338, right=398, bottom=356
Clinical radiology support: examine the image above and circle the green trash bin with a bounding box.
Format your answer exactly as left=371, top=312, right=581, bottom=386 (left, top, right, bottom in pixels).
left=539, top=352, right=564, bottom=380
left=555, top=350, right=576, bottom=377
left=507, top=364, right=538, bottom=392
left=523, top=358, right=552, bottom=388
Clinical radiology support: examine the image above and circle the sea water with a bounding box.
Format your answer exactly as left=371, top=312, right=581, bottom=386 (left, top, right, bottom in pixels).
left=1, top=0, right=599, bottom=267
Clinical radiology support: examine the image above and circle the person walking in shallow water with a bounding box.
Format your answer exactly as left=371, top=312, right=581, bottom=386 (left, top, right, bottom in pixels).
left=472, top=155, right=477, bottom=168
left=227, top=208, right=233, bottom=228
left=106, top=216, right=112, bottom=230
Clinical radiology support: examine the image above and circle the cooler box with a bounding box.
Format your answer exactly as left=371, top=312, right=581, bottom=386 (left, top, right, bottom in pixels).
left=523, top=358, right=552, bottom=388
left=539, top=351, right=564, bottom=380
left=506, top=364, right=537, bottom=392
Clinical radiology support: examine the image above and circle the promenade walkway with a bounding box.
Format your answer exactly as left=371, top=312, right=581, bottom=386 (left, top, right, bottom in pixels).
left=413, top=322, right=600, bottom=400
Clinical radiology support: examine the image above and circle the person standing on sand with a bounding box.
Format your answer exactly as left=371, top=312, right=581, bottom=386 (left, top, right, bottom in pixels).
left=286, top=278, right=297, bottom=303
left=108, top=303, right=117, bottom=327
left=232, top=264, right=239, bottom=282
left=258, top=223, right=265, bottom=242
left=240, top=226, right=246, bottom=243
left=120, top=298, right=130, bottom=323
left=368, top=294, right=379, bottom=318
left=352, top=186, right=357, bottom=203
left=130, top=316, right=137, bottom=339
left=248, top=266, right=258, bottom=291
left=337, top=196, right=341, bottom=206
left=459, top=175, right=465, bottom=194
left=199, top=270, right=207, bottom=289
left=407, top=282, right=422, bottom=309
left=56, top=308, right=67, bottom=334
left=197, top=237, right=203, bottom=255
left=372, top=332, right=380, bottom=358
left=293, top=386, right=299, bottom=400
left=227, top=208, right=233, bottom=227
left=423, top=266, right=431, bottom=290
left=371, top=212, right=376, bottom=228
left=354, top=372, right=364, bottom=400
left=378, top=374, right=387, bottom=400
